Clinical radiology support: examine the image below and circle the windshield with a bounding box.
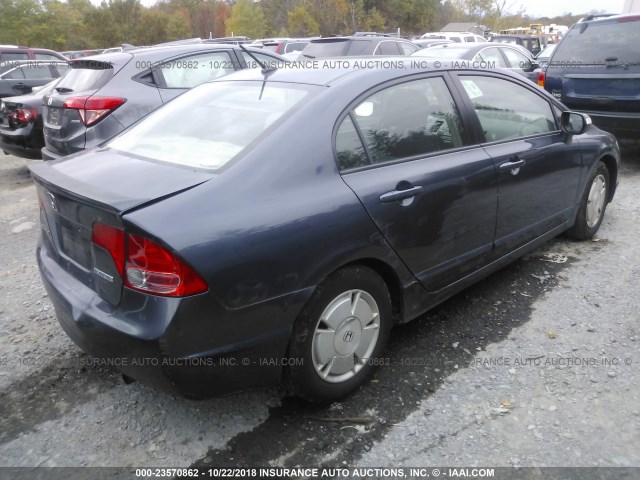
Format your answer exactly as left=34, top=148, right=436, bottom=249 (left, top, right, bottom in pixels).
left=552, top=19, right=640, bottom=64
left=109, top=81, right=315, bottom=170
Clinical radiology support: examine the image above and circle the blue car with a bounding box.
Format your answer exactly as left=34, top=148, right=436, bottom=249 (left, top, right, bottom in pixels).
left=30, top=59, right=620, bottom=402
left=542, top=13, right=640, bottom=148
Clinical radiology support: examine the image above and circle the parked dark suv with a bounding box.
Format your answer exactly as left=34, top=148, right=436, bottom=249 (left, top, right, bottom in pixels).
left=41, top=44, right=286, bottom=160
left=491, top=35, right=545, bottom=56
left=299, top=35, right=420, bottom=59
left=543, top=14, right=640, bottom=146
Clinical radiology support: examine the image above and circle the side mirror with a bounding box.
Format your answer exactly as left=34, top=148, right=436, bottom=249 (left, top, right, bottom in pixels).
left=522, top=60, right=538, bottom=72
left=561, top=111, right=591, bottom=135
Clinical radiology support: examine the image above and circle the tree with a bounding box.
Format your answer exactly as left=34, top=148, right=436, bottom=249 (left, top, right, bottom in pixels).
left=288, top=5, right=320, bottom=36
left=363, top=7, right=384, bottom=32
left=314, top=0, right=351, bottom=35
left=225, top=0, right=266, bottom=38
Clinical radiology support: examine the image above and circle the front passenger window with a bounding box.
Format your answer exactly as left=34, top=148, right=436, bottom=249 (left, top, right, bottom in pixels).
left=460, top=76, right=557, bottom=142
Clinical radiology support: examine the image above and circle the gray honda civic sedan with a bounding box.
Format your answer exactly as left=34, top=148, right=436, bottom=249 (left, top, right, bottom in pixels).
left=30, top=58, right=620, bottom=402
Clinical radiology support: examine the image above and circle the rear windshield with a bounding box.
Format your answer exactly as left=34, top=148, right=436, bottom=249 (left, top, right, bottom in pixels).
left=552, top=19, right=640, bottom=64
left=55, top=62, right=113, bottom=92
left=109, top=81, right=316, bottom=170
left=301, top=40, right=349, bottom=58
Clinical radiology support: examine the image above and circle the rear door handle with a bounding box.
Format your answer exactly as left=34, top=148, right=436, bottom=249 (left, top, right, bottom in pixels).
left=499, top=159, right=525, bottom=171
left=499, top=159, right=525, bottom=170
left=380, top=185, right=422, bottom=203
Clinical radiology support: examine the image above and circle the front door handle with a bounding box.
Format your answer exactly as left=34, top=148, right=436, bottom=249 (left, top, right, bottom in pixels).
left=380, top=185, right=422, bottom=204
left=499, top=159, right=526, bottom=171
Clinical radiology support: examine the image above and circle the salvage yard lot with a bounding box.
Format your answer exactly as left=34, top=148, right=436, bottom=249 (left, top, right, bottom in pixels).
left=1, top=152, right=639, bottom=469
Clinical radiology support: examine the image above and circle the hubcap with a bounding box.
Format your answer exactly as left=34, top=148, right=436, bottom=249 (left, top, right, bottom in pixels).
left=311, top=289, right=380, bottom=383
left=586, top=174, right=607, bottom=228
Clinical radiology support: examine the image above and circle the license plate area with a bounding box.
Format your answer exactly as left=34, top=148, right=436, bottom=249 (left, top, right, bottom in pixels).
left=47, top=107, right=61, bottom=126
left=58, top=219, right=91, bottom=269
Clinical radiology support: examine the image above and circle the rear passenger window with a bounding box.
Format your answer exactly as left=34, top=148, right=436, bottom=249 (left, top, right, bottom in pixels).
left=335, top=116, right=369, bottom=170
left=22, top=65, right=54, bottom=80
left=35, top=53, right=60, bottom=61
left=460, top=76, right=557, bottom=142
left=376, top=41, right=401, bottom=55
left=158, top=52, right=235, bottom=89
left=337, top=77, right=465, bottom=169
left=0, top=52, right=29, bottom=61
left=2, top=68, right=25, bottom=79
left=398, top=42, right=419, bottom=55
left=501, top=48, right=531, bottom=69
left=476, top=48, right=508, bottom=68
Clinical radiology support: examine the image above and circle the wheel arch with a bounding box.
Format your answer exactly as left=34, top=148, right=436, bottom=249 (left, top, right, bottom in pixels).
left=598, top=154, right=618, bottom=202
left=339, top=257, right=405, bottom=325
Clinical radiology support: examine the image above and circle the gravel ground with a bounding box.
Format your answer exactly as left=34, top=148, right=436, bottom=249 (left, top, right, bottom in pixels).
left=0, top=152, right=638, bottom=472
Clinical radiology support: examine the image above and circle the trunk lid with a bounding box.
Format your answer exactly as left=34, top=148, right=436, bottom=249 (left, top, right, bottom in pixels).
left=31, top=149, right=214, bottom=304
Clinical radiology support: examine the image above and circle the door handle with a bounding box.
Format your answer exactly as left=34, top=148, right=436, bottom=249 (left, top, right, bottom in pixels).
left=380, top=185, right=422, bottom=203
left=499, top=159, right=525, bottom=171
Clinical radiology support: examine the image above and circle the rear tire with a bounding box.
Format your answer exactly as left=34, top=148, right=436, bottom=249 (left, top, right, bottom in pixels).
left=287, top=265, right=392, bottom=403
left=566, top=161, right=609, bottom=240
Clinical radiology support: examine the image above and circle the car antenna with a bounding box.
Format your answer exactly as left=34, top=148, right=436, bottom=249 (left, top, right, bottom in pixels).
left=239, top=43, right=278, bottom=100
left=239, top=43, right=278, bottom=76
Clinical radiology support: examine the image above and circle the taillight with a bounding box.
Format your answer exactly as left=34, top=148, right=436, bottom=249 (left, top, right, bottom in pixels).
left=10, top=108, right=38, bottom=125
left=91, top=223, right=207, bottom=297
left=63, top=96, right=126, bottom=126
left=537, top=71, right=545, bottom=88
left=92, top=223, right=125, bottom=276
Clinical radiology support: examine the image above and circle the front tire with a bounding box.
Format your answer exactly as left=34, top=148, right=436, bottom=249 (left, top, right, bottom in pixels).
left=566, top=161, right=609, bottom=240
left=287, top=265, right=392, bottom=403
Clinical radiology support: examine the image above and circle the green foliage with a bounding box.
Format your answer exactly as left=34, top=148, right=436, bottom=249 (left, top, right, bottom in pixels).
left=0, top=0, right=586, bottom=51
left=225, top=0, right=266, bottom=38
left=288, top=5, right=320, bottom=37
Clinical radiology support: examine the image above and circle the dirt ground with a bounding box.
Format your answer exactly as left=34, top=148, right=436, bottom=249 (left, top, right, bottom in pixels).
left=0, top=152, right=638, bottom=475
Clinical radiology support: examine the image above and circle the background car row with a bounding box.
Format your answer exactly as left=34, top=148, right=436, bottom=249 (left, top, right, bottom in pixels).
left=1, top=43, right=287, bottom=159
left=2, top=13, right=639, bottom=162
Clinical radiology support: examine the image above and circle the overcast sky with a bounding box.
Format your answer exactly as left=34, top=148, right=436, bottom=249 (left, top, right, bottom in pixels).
left=512, top=0, right=625, bottom=18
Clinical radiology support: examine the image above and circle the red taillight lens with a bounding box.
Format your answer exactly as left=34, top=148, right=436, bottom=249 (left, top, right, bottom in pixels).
left=537, top=71, right=545, bottom=88
left=63, top=96, right=126, bottom=126
left=10, top=108, right=37, bottom=124
left=91, top=223, right=207, bottom=297
left=92, top=223, right=125, bottom=276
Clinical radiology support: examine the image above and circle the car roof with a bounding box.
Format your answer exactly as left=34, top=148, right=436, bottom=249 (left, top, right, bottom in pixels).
left=311, top=36, right=409, bottom=42
left=82, top=43, right=273, bottom=62
left=577, top=12, right=640, bottom=24
left=213, top=56, right=525, bottom=87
